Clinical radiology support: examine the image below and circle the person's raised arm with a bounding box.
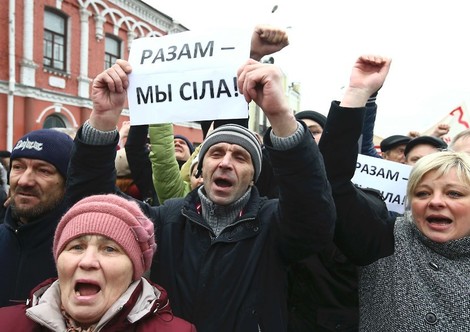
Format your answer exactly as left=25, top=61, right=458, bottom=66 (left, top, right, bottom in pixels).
left=250, top=25, right=289, bottom=61
left=89, top=59, right=132, bottom=131
left=66, top=60, right=133, bottom=206
left=340, top=55, right=391, bottom=108
left=237, top=59, right=297, bottom=137
left=125, top=125, right=159, bottom=205
left=319, top=55, right=395, bottom=265
left=148, top=124, right=189, bottom=203
left=360, top=92, right=383, bottom=158
left=238, top=59, right=336, bottom=260
left=200, top=25, right=290, bottom=138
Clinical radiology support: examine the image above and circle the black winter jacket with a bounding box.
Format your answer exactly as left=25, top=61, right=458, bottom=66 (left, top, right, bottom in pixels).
left=318, top=101, right=395, bottom=266
left=67, top=123, right=336, bottom=332
left=0, top=202, right=67, bottom=307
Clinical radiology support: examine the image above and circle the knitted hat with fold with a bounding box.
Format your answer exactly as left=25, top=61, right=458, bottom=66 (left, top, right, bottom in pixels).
left=53, top=194, right=156, bottom=281
left=10, top=129, right=73, bottom=178
left=197, top=124, right=262, bottom=181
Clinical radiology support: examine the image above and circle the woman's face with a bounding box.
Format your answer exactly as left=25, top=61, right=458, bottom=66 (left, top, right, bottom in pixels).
left=57, top=235, right=133, bottom=327
left=411, top=168, right=470, bottom=242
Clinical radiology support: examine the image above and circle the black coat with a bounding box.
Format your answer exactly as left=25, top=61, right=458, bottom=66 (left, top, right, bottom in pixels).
left=318, top=101, right=395, bottom=266
left=0, top=202, right=67, bottom=307
left=286, top=101, right=392, bottom=331
left=67, top=123, right=336, bottom=332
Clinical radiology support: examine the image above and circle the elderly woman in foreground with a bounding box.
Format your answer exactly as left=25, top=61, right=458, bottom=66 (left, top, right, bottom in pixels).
left=0, top=194, right=196, bottom=331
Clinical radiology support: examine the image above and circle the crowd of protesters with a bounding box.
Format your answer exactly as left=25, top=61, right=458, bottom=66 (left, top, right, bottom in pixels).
left=0, top=25, right=469, bottom=332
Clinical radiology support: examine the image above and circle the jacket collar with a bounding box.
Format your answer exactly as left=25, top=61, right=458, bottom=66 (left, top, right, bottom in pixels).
left=4, top=200, right=66, bottom=239
left=25, top=278, right=168, bottom=330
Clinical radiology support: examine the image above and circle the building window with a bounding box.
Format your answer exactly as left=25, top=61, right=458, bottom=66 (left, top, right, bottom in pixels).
left=105, top=35, right=121, bottom=69
left=43, top=8, right=67, bottom=71
left=43, top=114, right=66, bottom=128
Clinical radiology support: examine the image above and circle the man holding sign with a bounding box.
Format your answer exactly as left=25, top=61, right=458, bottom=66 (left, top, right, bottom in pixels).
left=66, top=53, right=335, bottom=332
left=126, top=26, right=288, bottom=126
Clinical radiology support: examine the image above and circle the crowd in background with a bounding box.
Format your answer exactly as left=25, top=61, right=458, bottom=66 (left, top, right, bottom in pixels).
left=0, top=25, right=469, bottom=332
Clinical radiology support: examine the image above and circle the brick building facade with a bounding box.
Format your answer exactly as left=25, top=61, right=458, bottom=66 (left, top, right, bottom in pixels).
left=0, top=0, right=204, bottom=151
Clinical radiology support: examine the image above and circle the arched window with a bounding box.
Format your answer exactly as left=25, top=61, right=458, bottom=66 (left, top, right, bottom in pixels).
left=43, top=114, right=66, bottom=129
left=43, top=8, right=68, bottom=71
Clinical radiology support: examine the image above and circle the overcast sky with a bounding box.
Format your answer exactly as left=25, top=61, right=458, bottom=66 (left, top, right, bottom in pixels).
left=143, top=0, right=470, bottom=138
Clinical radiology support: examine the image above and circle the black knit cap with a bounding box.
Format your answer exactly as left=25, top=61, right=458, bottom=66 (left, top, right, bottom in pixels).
left=404, top=135, right=448, bottom=156
left=295, top=110, right=327, bottom=129
left=197, top=124, right=262, bottom=181
left=380, top=135, right=411, bottom=152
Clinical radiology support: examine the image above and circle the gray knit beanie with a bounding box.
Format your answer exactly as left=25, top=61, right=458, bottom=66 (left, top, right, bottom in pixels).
left=197, top=124, right=262, bottom=181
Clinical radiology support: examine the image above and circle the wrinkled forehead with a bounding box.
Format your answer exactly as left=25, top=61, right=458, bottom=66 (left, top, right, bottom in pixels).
left=11, top=157, right=56, bottom=168
left=208, top=142, right=251, bottom=156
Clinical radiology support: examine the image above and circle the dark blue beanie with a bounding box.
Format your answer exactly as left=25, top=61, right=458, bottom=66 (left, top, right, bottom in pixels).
left=174, top=134, right=195, bottom=155
left=10, top=129, right=74, bottom=178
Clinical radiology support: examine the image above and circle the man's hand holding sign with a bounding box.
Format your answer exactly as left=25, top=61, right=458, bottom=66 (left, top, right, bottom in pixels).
left=124, top=26, right=288, bottom=125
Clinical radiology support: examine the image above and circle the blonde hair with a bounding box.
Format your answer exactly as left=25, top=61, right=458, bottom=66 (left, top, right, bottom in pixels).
left=406, top=151, right=470, bottom=204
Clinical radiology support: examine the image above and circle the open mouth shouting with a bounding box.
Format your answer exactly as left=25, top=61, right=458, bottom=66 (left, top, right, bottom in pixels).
left=426, top=214, right=452, bottom=230
left=74, top=280, right=101, bottom=301
left=214, top=177, right=233, bottom=189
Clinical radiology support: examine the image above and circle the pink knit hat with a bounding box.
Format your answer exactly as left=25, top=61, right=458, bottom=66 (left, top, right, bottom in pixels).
left=53, top=194, right=156, bottom=281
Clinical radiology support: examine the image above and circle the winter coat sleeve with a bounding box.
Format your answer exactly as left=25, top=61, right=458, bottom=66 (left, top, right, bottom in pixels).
left=125, top=125, right=159, bottom=205
left=148, top=124, right=191, bottom=203
left=255, top=146, right=280, bottom=199
left=263, top=121, right=336, bottom=262
left=65, top=126, right=120, bottom=206
left=318, top=101, right=395, bottom=266
left=360, top=100, right=382, bottom=158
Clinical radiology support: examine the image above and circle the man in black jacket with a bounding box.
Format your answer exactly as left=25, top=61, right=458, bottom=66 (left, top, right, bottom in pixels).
left=0, top=129, right=73, bottom=307
left=66, top=58, right=336, bottom=332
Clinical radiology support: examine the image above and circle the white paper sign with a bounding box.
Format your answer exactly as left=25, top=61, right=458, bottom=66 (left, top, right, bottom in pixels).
left=352, top=154, right=412, bottom=214
left=127, top=29, right=252, bottom=125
